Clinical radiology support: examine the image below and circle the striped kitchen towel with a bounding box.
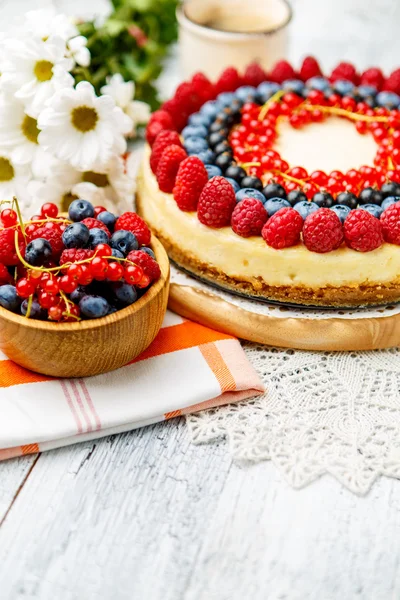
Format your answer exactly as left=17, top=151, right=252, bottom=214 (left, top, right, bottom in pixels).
left=0, top=311, right=264, bottom=460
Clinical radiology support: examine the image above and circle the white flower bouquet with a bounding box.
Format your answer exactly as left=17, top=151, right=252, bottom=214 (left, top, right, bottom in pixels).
left=0, top=8, right=151, bottom=217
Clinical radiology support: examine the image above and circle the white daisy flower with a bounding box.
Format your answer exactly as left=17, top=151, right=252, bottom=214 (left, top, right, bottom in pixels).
left=38, top=81, right=132, bottom=171
left=23, top=8, right=79, bottom=42
left=0, top=150, right=32, bottom=201
left=67, top=36, right=90, bottom=68
left=1, top=36, right=74, bottom=118
left=100, top=74, right=150, bottom=136
left=0, top=98, right=41, bottom=165
left=28, top=160, right=82, bottom=214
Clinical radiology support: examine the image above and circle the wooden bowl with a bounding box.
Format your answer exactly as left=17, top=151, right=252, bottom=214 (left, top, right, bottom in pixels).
left=0, top=236, right=170, bottom=378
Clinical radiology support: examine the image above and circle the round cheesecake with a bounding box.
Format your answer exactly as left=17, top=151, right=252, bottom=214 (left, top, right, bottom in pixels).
left=137, top=61, right=400, bottom=307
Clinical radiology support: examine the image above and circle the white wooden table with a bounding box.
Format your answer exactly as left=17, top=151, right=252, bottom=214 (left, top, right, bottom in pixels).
left=2, top=1, right=400, bottom=598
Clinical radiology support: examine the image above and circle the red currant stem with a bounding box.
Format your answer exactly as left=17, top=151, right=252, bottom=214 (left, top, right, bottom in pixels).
left=59, top=290, right=72, bottom=310
left=63, top=312, right=80, bottom=321
left=240, top=162, right=261, bottom=168
left=12, top=196, right=26, bottom=241
left=258, top=89, right=285, bottom=121
left=269, top=169, right=319, bottom=189
left=301, top=104, right=390, bottom=123
left=24, top=294, right=33, bottom=319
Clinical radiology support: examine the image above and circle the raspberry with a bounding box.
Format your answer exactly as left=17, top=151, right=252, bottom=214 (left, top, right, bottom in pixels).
left=0, top=263, right=11, bottom=284
left=330, top=62, right=359, bottom=84
left=299, top=56, right=323, bottom=81
left=175, top=81, right=202, bottom=114
left=231, top=198, right=268, bottom=237
left=261, top=207, right=302, bottom=248
left=28, top=222, right=64, bottom=258
left=115, top=212, right=151, bottom=246
left=303, top=208, right=344, bottom=253
left=173, top=156, right=208, bottom=211
left=381, top=203, right=400, bottom=244
left=0, top=228, right=25, bottom=266
left=126, top=250, right=161, bottom=282
left=360, top=67, right=385, bottom=90
left=383, top=68, right=400, bottom=95
left=150, top=130, right=182, bottom=174
left=197, top=176, right=237, bottom=228
left=215, top=67, right=242, bottom=95
left=243, top=62, right=267, bottom=87
left=81, top=218, right=110, bottom=237
left=161, top=98, right=189, bottom=132
left=191, top=72, right=215, bottom=103
left=146, top=110, right=175, bottom=146
left=59, top=248, right=94, bottom=265
left=156, top=144, right=188, bottom=193
left=343, top=209, right=383, bottom=252
left=270, top=60, right=296, bottom=84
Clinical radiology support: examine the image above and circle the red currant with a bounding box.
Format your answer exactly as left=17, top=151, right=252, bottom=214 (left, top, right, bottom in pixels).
left=41, top=203, right=58, bottom=218
left=25, top=224, right=38, bottom=237
left=58, top=275, right=78, bottom=293
left=106, top=262, right=124, bottom=281
left=288, top=166, right=308, bottom=180
left=16, top=278, right=35, bottom=298
left=48, top=305, right=63, bottom=321
left=136, top=274, right=151, bottom=289
left=67, top=264, right=83, bottom=281
left=31, top=215, right=42, bottom=222
left=38, top=291, right=59, bottom=309
left=44, top=278, right=60, bottom=295
left=64, top=304, right=80, bottom=321
left=341, top=96, right=356, bottom=112
left=77, top=264, right=93, bottom=286
left=307, top=90, right=325, bottom=105
left=124, top=264, right=144, bottom=285
left=1, top=208, right=18, bottom=228
left=94, top=206, right=107, bottom=217
left=355, top=121, right=367, bottom=134
left=310, top=170, right=328, bottom=186
left=90, top=257, right=109, bottom=280
left=95, top=244, right=112, bottom=257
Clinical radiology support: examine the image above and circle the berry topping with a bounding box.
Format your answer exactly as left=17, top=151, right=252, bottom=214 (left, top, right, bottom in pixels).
left=0, top=229, right=25, bottom=266
left=114, top=212, right=151, bottom=246
left=231, top=198, right=268, bottom=237
left=262, top=207, right=303, bottom=249
left=59, top=248, right=94, bottom=265
left=146, top=110, right=175, bottom=146
left=330, top=62, right=359, bottom=84
left=173, top=156, right=209, bottom=211
left=236, top=188, right=265, bottom=204
left=303, top=208, right=344, bottom=253
left=293, top=200, right=319, bottom=220
left=197, top=176, right=237, bottom=228
left=263, top=182, right=287, bottom=201
left=150, top=130, right=183, bottom=174
left=28, top=222, right=64, bottom=259
left=97, top=211, right=116, bottom=232
left=156, top=144, right=188, bottom=193
left=381, top=203, right=400, bottom=244
left=126, top=249, right=161, bottom=282
left=299, top=56, right=323, bottom=82
left=243, top=62, right=267, bottom=87
left=270, top=60, right=296, bottom=84
left=264, top=197, right=291, bottom=217
left=383, top=68, right=400, bottom=96
left=88, top=228, right=109, bottom=249
left=68, top=199, right=95, bottom=222
left=110, top=230, right=139, bottom=256
left=80, top=217, right=111, bottom=237
left=215, top=67, right=242, bottom=95
left=360, top=67, right=384, bottom=90
left=343, top=209, right=383, bottom=252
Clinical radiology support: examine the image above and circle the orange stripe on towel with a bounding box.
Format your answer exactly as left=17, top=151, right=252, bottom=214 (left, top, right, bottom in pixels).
left=131, top=321, right=232, bottom=363
left=0, top=361, right=51, bottom=388
left=21, top=443, right=39, bottom=455
left=200, top=343, right=237, bottom=392
left=164, top=410, right=182, bottom=419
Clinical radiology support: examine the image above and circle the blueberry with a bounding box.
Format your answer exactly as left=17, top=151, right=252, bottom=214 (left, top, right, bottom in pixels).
left=208, top=131, right=228, bottom=148
left=21, top=298, right=45, bottom=319
left=218, top=92, right=235, bottom=107
left=112, top=282, right=138, bottom=306
left=333, top=79, right=355, bottom=96
left=88, top=228, right=109, bottom=249
left=241, top=176, right=263, bottom=191
left=79, top=295, right=110, bottom=319
left=194, top=150, right=216, bottom=164
left=376, top=91, right=400, bottom=109
left=358, top=187, right=383, bottom=206
left=257, top=82, right=280, bottom=102
left=359, top=204, right=383, bottom=218
left=68, top=198, right=94, bottom=222
left=111, top=248, right=124, bottom=259
left=235, top=188, right=265, bottom=204
left=312, top=191, right=334, bottom=208
left=0, top=285, right=21, bottom=312
left=382, top=196, right=400, bottom=210
left=140, top=247, right=156, bottom=259
left=306, top=76, right=330, bottom=91
left=69, top=286, right=87, bottom=304
left=184, top=137, right=209, bottom=155
left=264, top=197, right=291, bottom=216
left=110, top=230, right=138, bottom=256
left=25, top=238, right=53, bottom=265
left=182, top=125, right=208, bottom=139
left=262, top=182, right=287, bottom=200
left=357, top=85, right=377, bottom=99
left=200, top=101, right=220, bottom=120
left=331, top=204, right=351, bottom=223
left=282, top=79, right=305, bottom=94
left=225, top=165, right=246, bottom=182
left=293, top=200, right=319, bottom=220
left=62, top=223, right=90, bottom=249
left=214, top=141, right=231, bottom=155
left=235, top=86, right=257, bottom=102
left=215, top=153, right=233, bottom=171
left=205, top=165, right=222, bottom=179
left=209, top=120, right=227, bottom=134
left=225, top=177, right=240, bottom=192
left=107, top=305, right=118, bottom=315
left=381, top=181, right=400, bottom=198
left=188, top=112, right=211, bottom=127
left=287, top=190, right=307, bottom=206
left=336, top=191, right=358, bottom=209
left=97, top=211, right=116, bottom=232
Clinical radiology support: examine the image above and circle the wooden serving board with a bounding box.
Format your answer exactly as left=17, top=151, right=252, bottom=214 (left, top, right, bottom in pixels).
left=168, top=281, right=400, bottom=351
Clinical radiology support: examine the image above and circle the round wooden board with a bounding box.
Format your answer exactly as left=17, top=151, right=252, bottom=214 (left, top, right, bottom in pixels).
left=168, top=282, right=400, bottom=351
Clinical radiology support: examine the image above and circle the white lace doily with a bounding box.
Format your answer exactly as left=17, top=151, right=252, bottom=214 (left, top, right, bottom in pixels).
left=175, top=267, right=400, bottom=495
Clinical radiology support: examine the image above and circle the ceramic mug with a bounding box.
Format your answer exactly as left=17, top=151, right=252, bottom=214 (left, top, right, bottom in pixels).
left=177, top=0, right=292, bottom=80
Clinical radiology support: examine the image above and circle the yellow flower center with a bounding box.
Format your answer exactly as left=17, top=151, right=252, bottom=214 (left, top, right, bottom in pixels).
left=82, top=171, right=109, bottom=187
left=0, top=157, right=14, bottom=182
left=33, top=60, right=53, bottom=82
left=61, top=192, right=78, bottom=212
left=21, top=115, right=40, bottom=144
left=71, top=106, right=98, bottom=133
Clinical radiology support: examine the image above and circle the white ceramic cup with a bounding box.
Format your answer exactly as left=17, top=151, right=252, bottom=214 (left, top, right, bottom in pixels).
left=177, top=0, right=292, bottom=80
